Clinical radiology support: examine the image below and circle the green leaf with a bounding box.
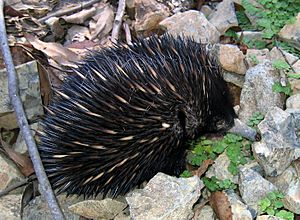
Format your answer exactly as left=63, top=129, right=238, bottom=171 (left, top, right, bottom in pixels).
left=259, top=198, right=271, bottom=211
left=272, top=60, right=291, bottom=70
left=228, top=162, right=239, bottom=175
left=273, top=200, right=284, bottom=209
left=272, top=82, right=292, bottom=96
left=180, top=170, right=192, bottom=178
left=275, top=210, right=294, bottom=220
left=266, top=207, right=275, bottom=216
left=267, top=191, right=277, bottom=200
left=287, top=73, right=300, bottom=79
left=213, top=141, right=227, bottom=154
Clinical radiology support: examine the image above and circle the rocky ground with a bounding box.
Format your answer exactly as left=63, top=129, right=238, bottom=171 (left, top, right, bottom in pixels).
left=0, top=0, right=299, bottom=219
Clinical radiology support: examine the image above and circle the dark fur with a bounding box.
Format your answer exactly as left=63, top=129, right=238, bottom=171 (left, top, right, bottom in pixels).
left=37, top=35, right=236, bottom=198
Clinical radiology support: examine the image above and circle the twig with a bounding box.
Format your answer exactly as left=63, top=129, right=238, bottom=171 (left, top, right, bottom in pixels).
left=0, top=1, right=65, bottom=219
left=38, top=0, right=101, bottom=23
left=0, top=178, right=30, bottom=197
left=111, top=0, right=126, bottom=43
left=123, top=22, right=132, bottom=45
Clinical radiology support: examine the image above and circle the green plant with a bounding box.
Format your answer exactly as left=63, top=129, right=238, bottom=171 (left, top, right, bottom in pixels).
left=248, top=54, right=259, bottom=65
left=242, top=37, right=267, bottom=49
left=247, top=111, right=264, bottom=128
left=236, top=10, right=253, bottom=30
left=242, top=0, right=300, bottom=39
left=287, top=73, right=300, bottom=79
left=224, top=134, right=248, bottom=175
left=278, top=41, right=300, bottom=58
left=272, top=82, right=292, bottom=96
left=180, top=170, right=192, bottom=178
left=187, top=134, right=252, bottom=176
left=272, top=60, right=291, bottom=71
left=259, top=191, right=294, bottom=220
left=202, top=176, right=237, bottom=192
left=224, top=29, right=238, bottom=40
left=186, top=137, right=220, bottom=166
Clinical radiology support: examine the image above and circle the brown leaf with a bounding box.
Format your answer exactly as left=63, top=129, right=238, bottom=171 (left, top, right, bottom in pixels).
left=25, top=33, right=80, bottom=68
left=0, top=137, right=34, bottom=177
left=210, top=191, right=232, bottom=220
left=62, top=7, right=96, bottom=24
left=192, top=159, right=214, bottom=177
left=90, top=4, right=114, bottom=40
left=4, top=5, right=26, bottom=17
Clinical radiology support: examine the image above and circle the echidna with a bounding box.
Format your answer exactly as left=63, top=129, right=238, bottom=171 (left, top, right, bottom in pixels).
left=37, top=35, right=236, bottom=198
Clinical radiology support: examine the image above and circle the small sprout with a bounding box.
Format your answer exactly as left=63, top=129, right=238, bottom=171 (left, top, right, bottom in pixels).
left=247, top=111, right=264, bottom=128
left=187, top=134, right=253, bottom=176
left=180, top=170, right=192, bottom=178
left=272, top=82, right=292, bottom=96
left=275, top=210, right=294, bottom=220
left=272, top=60, right=291, bottom=71
left=202, top=176, right=237, bottom=192
left=258, top=191, right=294, bottom=220
left=249, top=54, right=259, bottom=65
left=287, top=73, right=300, bottom=79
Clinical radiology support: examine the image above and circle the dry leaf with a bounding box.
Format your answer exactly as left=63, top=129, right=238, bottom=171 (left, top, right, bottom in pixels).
left=90, top=4, right=114, bottom=40
left=0, top=137, right=34, bottom=177
left=210, top=191, right=232, bottom=220
left=25, top=33, right=80, bottom=68
left=192, top=159, right=214, bottom=177
left=62, top=7, right=96, bottom=24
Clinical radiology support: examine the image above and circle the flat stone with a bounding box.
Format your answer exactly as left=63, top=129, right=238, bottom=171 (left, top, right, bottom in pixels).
left=208, top=0, right=238, bottom=34
left=239, top=60, right=285, bottom=123
left=126, top=172, right=203, bottom=220
left=68, top=198, right=127, bottom=219
left=0, top=194, right=22, bottom=220
left=0, top=60, right=43, bottom=130
left=159, top=10, right=220, bottom=44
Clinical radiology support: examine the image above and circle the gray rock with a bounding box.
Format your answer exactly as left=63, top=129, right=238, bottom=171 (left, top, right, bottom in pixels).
left=285, top=108, right=300, bottom=135
left=282, top=178, right=300, bottom=214
left=245, top=49, right=269, bottom=67
left=0, top=154, right=24, bottom=192
left=236, top=31, right=264, bottom=41
left=13, top=123, right=39, bottom=154
left=252, top=107, right=300, bottom=176
left=135, top=0, right=170, bottom=35
left=225, top=189, right=255, bottom=220
left=0, top=194, right=22, bottom=220
left=223, top=71, right=245, bottom=88
left=23, top=194, right=83, bottom=220
left=0, top=60, right=43, bottom=130
left=219, top=44, right=247, bottom=75
left=159, top=10, right=220, bottom=44
left=239, top=167, right=277, bottom=212
left=200, top=5, right=213, bottom=17
left=239, top=60, right=285, bottom=123
left=279, top=12, right=300, bottom=50
left=68, top=198, right=127, bottom=219
left=228, top=118, right=257, bottom=141
left=258, top=107, right=299, bottom=149
left=253, top=141, right=296, bottom=177
left=208, top=0, right=238, bottom=34
left=286, top=94, right=300, bottom=109
left=267, top=165, right=298, bottom=193
left=164, top=0, right=195, bottom=13
left=206, top=152, right=238, bottom=184
left=126, top=172, right=203, bottom=220
left=195, top=205, right=215, bottom=220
